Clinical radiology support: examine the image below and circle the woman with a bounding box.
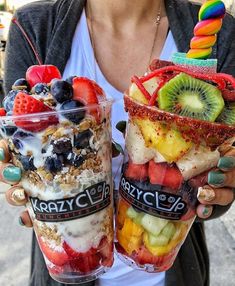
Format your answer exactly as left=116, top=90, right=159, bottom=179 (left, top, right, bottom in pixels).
left=2, top=0, right=235, bottom=285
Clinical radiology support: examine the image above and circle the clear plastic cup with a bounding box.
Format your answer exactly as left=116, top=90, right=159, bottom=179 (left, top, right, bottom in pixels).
left=115, top=82, right=235, bottom=272
left=0, top=100, right=114, bottom=284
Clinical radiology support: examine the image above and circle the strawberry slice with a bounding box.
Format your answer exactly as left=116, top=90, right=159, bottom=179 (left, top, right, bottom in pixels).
left=124, top=161, right=149, bottom=181
left=70, top=253, right=100, bottom=273
left=38, top=236, right=69, bottom=266
left=26, top=65, right=61, bottom=88
left=72, top=77, right=101, bottom=122
left=13, top=92, right=58, bottom=132
left=97, top=236, right=114, bottom=267
left=148, top=160, right=183, bottom=190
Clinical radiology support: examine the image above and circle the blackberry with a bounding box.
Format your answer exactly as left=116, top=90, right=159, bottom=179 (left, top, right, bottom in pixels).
left=66, top=152, right=84, bottom=167
left=45, top=155, right=63, bottom=173
left=74, top=129, right=93, bottom=149
left=19, top=155, right=36, bottom=171
left=52, top=138, right=72, bottom=154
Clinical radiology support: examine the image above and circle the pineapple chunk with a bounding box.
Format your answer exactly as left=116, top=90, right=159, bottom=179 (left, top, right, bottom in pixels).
left=129, top=83, right=148, bottom=104
left=129, top=77, right=159, bottom=104
left=133, top=118, right=192, bottom=163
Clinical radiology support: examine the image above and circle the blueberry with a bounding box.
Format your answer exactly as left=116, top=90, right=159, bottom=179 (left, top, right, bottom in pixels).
left=32, top=83, right=49, bottom=95
left=3, top=90, right=19, bottom=112
left=60, top=100, right=85, bottom=124
left=0, top=126, right=17, bottom=136
left=51, top=80, right=73, bottom=103
left=65, top=76, right=76, bottom=85
left=52, top=138, right=72, bottom=154
left=74, top=129, right=93, bottom=149
left=66, top=152, right=84, bottom=167
left=19, top=155, right=36, bottom=171
left=45, top=155, right=63, bottom=173
left=12, top=78, right=30, bottom=91
left=12, top=130, right=34, bottom=150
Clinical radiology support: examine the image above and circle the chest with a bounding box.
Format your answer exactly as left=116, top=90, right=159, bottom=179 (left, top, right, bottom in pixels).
left=90, top=17, right=169, bottom=93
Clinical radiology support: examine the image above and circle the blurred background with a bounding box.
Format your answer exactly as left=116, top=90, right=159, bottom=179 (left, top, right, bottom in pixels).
left=0, top=1, right=234, bottom=286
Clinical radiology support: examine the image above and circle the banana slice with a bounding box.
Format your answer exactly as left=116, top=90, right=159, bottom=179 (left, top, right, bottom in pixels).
left=176, top=145, right=220, bottom=180
left=126, top=122, right=155, bottom=164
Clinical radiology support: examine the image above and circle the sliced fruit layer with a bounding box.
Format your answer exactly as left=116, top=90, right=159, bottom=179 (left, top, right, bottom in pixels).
left=124, top=95, right=235, bottom=148
left=158, top=73, right=224, bottom=122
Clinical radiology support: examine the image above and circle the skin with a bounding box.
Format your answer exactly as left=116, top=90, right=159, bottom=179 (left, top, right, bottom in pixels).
left=2, top=0, right=235, bottom=226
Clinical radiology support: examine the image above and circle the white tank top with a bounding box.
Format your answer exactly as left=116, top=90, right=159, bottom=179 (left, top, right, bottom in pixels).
left=63, top=9, right=177, bottom=286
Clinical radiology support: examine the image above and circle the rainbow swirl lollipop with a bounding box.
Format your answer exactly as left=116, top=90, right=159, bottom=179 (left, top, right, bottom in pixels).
left=187, top=0, right=226, bottom=59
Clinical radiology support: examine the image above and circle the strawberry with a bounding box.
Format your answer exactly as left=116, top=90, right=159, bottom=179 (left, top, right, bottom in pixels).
left=13, top=92, right=59, bottom=132
left=26, top=65, right=61, bottom=88
left=97, top=236, right=114, bottom=267
left=0, top=108, right=6, bottom=116
left=47, top=264, right=64, bottom=275
left=70, top=253, right=100, bottom=273
left=148, top=160, right=183, bottom=190
left=72, top=77, right=101, bottom=122
left=63, top=241, right=100, bottom=273
left=124, top=161, right=149, bottom=181
left=38, top=236, right=69, bottom=266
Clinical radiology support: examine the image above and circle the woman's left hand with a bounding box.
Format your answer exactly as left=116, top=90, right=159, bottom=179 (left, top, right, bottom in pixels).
left=197, top=148, right=235, bottom=219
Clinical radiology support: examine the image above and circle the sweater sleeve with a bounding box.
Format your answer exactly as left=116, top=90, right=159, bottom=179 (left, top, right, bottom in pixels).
left=3, top=1, right=57, bottom=94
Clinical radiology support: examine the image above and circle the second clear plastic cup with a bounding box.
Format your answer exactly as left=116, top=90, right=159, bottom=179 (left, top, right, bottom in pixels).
left=115, top=93, right=235, bottom=272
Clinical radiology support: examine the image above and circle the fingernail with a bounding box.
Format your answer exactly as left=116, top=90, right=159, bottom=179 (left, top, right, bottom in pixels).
left=0, top=148, right=5, bottom=161
left=218, top=156, right=235, bottom=170
left=202, top=205, right=213, bottom=218
left=18, top=216, right=25, bottom=226
left=11, top=188, right=26, bottom=204
left=208, top=171, right=225, bottom=186
left=3, top=166, right=21, bottom=182
left=197, top=186, right=215, bottom=202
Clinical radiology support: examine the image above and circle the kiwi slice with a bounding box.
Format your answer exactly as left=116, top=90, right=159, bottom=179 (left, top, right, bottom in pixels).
left=217, top=102, right=235, bottom=125
left=158, top=73, right=224, bottom=122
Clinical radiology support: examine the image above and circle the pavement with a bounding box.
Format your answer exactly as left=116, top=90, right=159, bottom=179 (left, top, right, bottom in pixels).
left=0, top=182, right=234, bottom=286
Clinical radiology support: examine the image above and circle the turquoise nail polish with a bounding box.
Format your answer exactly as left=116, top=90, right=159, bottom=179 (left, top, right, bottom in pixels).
left=218, top=156, right=235, bottom=170
left=0, top=148, right=5, bottom=161
left=18, top=217, right=25, bottom=226
left=3, top=166, right=21, bottom=182
left=208, top=171, right=226, bottom=186
left=202, top=206, right=212, bottom=217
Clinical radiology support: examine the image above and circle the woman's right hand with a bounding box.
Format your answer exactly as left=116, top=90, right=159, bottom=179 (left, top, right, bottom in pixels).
left=0, top=139, right=32, bottom=227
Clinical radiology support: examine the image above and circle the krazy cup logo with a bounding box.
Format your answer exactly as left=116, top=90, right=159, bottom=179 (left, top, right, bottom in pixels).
left=30, top=181, right=111, bottom=222
left=120, top=175, right=187, bottom=220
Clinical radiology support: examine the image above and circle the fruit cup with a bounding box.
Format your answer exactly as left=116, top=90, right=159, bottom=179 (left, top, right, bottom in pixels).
left=115, top=59, right=235, bottom=272
left=0, top=69, right=114, bottom=284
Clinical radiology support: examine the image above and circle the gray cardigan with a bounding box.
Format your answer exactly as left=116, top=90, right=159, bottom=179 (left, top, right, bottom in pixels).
left=3, top=1, right=235, bottom=286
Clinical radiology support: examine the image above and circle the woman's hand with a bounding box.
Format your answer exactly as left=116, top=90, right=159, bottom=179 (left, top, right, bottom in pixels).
left=197, top=148, right=235, bottom=219
left=0, top=139, right=32, bottom=227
